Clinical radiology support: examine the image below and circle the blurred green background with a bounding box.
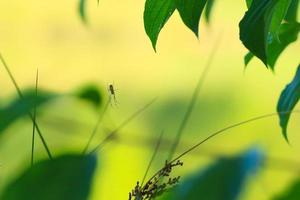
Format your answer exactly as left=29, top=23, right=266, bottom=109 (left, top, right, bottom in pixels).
left=0, top=0, right=299, bottom=199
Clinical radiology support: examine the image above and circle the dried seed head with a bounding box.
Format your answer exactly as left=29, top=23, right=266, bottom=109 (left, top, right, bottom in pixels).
left=129, top=159, right=183, bottom=200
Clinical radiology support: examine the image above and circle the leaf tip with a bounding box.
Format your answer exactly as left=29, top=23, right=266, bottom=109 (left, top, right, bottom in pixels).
left=193, top=28, right=199, bottom=38
left=79, top=0, right=88, bottom=25
left=282, top=129, right=290, bottom=144
left=150, top=38, right=158, bottom=52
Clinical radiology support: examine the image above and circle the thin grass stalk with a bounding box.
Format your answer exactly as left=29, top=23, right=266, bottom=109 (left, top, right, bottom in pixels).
left=89, top=98, right=156, bottom=154
left=31, top=69, right=38, bottom=166
left=0, top=54, right=53, bottom=159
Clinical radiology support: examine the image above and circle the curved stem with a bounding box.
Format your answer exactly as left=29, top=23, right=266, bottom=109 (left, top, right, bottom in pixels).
left=167, top=33, right=223, bottom=160
left=145, top=110, right=300, bottom=188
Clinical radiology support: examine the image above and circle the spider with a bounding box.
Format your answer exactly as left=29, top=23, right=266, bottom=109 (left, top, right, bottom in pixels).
left=107, top=83, right=118, bottom=106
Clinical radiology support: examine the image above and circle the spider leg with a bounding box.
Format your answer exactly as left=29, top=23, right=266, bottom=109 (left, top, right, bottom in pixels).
left=112, top=93, right=120, bottom=107
left=108, top=95, right=114, bottom=107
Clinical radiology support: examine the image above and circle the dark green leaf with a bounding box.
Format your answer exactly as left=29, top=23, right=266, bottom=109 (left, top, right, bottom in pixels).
left=75, top=84, right=103, bottom=107
left=239, top=0, right=281, bottom=66
left=176, top=0, right=208, bottom=36
left=270, top=0, right=292, bottom=34
left=163, top=148, right=264, bottom=200
left=204, top=0, right=215, bottom=23
left=285, top=0, right=299, bottom=22
left=246, top=0, right=253, bottom=8
left=244, top=22, right=300, bottom=68
left=268, top=22, right=300, bottom=69
left=244, top=52, right=254, bottom=66
left=79, top=0, right=87, bottom=24
left=277, top=65, right=300, bottom=141
left=0, top=90, right=56, bottom=133
left=273, top=178, right=300, bottom=200
left=1, top=154, right=97, bottom=200
left=144, top=0, right=176, bottom=50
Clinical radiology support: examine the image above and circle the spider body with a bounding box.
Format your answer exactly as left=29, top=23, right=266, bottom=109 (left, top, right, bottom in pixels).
left=108, top=84, right=117, bottom=106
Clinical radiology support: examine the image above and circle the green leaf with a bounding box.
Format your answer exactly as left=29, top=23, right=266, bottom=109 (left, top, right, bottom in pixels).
left=176, top=0, right=208, bottom=36
left=244, top=52, right=254, bottom=66
left=204, top=0, right=215, bottom=23
left=75, top=84, right=104, bottom=107
left=239, top=0, right=281, bottom=66
left=270, top=0, right=292, bottom=34
left=268, top=22, right=300, bottom=69
left=1, top=154, right=97, bottom=200
left=0, top=89, right=56, bottom=133
left=246, top=0, right=253, bottom=8
left=144, top=0, right=176, bottom=50
left=164, top=148, right=264, bottom=200
left=244, top=22, right=300, bottom=68
left=277, top=65, right=300, bottom=141
left=285, top=0, right=299, bottom=22
left=273, top=178, right=300, bottom=200
left=79, top=0, right=87, bottom=24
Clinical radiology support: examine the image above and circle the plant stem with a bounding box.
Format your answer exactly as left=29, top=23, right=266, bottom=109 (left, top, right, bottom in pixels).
left=145, top=110, right=300, bottom=187
left=141, top=130, right=164, bottom=187
left=89, top=98, right=156, bottom=154
left=31, top=69, right=38, bottom=166
left=167, top=33, right=223, bottom=160
left=0, top=54, right=53, bottom=160
left=82, top=100, right=110, bottom=154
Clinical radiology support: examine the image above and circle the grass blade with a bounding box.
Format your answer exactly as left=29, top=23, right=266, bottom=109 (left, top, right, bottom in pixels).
left=82, top=100, right=110, bottom=154
left=167, top=34, right=222, bottom=160
left=141, top=130, right=164, bottom=186
left=0, top=54, right=53, bottom=159
left=89, top=98, right=156, bottom=154
left=31, top=69, right=38, bottom=166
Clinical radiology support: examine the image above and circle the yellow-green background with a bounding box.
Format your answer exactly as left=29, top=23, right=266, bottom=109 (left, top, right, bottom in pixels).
left=0, top=0, right=299, bottom=199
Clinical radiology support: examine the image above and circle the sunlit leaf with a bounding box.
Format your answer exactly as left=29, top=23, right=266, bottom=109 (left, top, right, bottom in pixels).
left=244, top=22, right=300, bottom=68
left=75, top=84, right=103, bottom=107
left=0, top=89, right=56, bottom=133
left=273, top=178, right=300, bottom=200
left=176, top=0, right=207, bottom=36
left=1, top=154, right=97, bottom=200
left=239, top=0, right=287, bottom=66
left=163, top=148, right=264, bottom=200
left=285, top=0, right=299, bottom=22
left=246, top=0, right=253, bottom=8
left=144, top=0, right=176, bottom=50
left=270, top=0, right=292, bottom=34
left=277, top=65, right=300, bottom=141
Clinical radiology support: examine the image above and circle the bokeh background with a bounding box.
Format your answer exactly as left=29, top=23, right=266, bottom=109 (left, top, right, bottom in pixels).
left=0, top=0, right=299, bottom=199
